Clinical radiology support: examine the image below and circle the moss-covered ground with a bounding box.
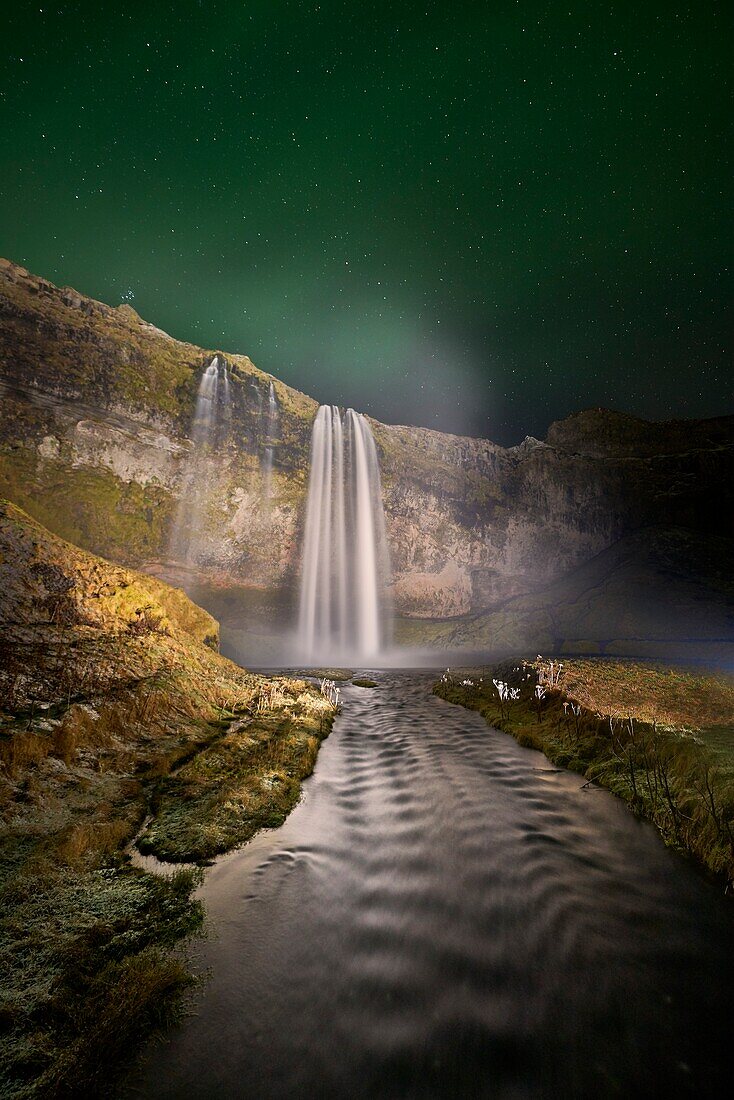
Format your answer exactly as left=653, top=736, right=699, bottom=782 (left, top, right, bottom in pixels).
left=0, top=501, right=335, bottom=1097
left=435, top=657, right=734, bottom=887
left=138, top=681, right=333, bottom=862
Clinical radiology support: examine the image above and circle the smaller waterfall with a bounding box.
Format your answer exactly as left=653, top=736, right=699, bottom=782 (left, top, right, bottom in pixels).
left=171, top=355, right=231, bottom=565
left=298, top=405, right=392, bottom=663
left=221, top=361, right=231, bottom=422
left=191, top=358, right=220, bottom=445
left=261, top=380, right=279, bottom=504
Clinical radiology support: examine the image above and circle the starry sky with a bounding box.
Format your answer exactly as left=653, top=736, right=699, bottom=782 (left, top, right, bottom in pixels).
left=1, top=1, right=731, bottom=443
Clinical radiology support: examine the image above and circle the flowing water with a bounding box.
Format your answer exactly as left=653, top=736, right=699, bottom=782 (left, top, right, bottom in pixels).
left=127, top=673, right=733, bottom=1099
left=170, top=356, right=231, bottom=564
left=298, top=406, right=392, bottom=664
left=261, top=380, right=279, bottom=504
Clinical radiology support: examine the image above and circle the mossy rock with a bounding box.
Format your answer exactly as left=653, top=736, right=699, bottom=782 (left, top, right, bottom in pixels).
left=307, top=668, right=353, bottom=681
left=352, top=678, right=378, bottom=688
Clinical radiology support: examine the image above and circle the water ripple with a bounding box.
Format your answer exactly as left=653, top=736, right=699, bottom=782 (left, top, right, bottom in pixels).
left=127, top=672, right=734, bottom=1100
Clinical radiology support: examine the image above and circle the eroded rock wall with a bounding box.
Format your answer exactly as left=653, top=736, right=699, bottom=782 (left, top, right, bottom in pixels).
left=1, top=257, right=732, bottom=621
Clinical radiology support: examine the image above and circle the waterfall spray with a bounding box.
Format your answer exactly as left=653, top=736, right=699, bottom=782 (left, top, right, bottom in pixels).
left=261, top=380, right=279, bottom=504
left=298, top=405, right=392, bottom=663
left=191, top=358, right=220, bottom=445
left=170, top=355, right=231, bottom=565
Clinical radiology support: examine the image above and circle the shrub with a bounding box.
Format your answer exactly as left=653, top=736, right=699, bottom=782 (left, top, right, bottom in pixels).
left=126, top=606, right=169, bottom=636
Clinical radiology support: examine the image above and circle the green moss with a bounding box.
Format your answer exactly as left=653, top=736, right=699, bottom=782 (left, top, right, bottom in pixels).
left=138, top=697, right=334, bottom=863
left=307, top=668, right=353, bottom=681
left=0, top=855, right=203, bottom=1100
left=0, top=451, right=175, bottom=564
left=140, top=574, right=219, bottom=649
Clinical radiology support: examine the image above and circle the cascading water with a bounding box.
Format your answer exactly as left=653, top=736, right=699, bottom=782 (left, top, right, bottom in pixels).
left=221, top=360, right=231, bottom=416
left=261, top=380, right=279, bottom=504
left=191, top=357, right=221, bottom=445
left=297, top=405, right=392, bottom=663
left=170, top=355, right=231, bottom=565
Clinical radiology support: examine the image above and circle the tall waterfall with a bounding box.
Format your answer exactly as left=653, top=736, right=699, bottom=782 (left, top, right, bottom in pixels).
left=261, top=380, right=279, bottom=503
left=297, top=405, right=392, bottom=663
left=171, top=355, right=231, bottom=564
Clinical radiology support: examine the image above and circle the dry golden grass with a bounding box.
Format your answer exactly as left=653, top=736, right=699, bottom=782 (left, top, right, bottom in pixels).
left=558, top=658, right=734, bottom=728
left=0, top=729, right=52, bottom=777
left=54, top=817, right=134, bottom=865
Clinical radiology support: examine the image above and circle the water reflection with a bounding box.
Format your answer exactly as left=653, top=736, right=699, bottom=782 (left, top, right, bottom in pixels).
left=126, top=673, right=733, bottom=1099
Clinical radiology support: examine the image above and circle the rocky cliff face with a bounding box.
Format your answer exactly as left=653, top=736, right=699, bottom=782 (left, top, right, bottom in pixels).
left=1, top=257, right=732, bottom=652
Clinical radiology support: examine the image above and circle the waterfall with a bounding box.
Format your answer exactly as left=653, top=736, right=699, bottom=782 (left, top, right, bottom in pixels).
left=298, top=405, right=392, bottom=663
left=221, top=361, right=231, bottom=420
left=170, top=355, right=231, bottom=565
left=261, top=380, right=279, bottom=503
left=191, top=358, right=220, bottom=445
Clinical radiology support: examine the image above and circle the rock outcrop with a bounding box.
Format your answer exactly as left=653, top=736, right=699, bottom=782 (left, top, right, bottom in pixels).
left=1, top=256, right=732, bottom=655
left=0, top=497, right=222, bottom=707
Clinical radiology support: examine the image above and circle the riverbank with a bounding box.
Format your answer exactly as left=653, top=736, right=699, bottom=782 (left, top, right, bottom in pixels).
left=126, top=671, right=734, bottom=1099
left=137, top=679, right=333, bottom=862
left=434, top=657, right=734, bottom=888
left=0, top=501, right=335, bottom=1097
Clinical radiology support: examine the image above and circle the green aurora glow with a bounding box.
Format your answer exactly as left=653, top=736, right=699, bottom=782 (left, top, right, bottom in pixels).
left=1, top=1, right=730, bottom=442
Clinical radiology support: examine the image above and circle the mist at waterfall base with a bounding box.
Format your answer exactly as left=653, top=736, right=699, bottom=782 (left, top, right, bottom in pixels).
left=166, top=378, right=436, bottom=668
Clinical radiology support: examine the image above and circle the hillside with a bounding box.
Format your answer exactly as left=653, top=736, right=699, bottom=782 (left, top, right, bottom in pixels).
left=0, top=500, right=334, bottom=1097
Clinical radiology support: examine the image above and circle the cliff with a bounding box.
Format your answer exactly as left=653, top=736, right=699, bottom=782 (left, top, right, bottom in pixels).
left=1, top=257, right=732, bottom=657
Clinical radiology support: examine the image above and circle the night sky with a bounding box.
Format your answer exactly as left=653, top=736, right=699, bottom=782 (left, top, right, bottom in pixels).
left=1, top=2, right=731, bottom=444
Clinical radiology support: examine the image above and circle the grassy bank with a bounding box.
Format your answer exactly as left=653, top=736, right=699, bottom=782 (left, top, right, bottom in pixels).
left=137, top=679, right=334, bottom=862
left=0, top=501, right=335, bottom=1096
left=434, top=657, right=734, bottom=888
left=0, top=676, right=334, bottom=1098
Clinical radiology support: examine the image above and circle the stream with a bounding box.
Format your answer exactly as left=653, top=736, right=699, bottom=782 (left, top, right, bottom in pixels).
left=126, top=672, right=733, bottom=1098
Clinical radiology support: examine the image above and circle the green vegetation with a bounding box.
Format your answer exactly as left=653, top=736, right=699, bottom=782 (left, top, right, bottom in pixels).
left=138, top=681, right=332, bottom=862
left=0, top=501, right=334, bottom=1096
left=0, top=846, right=203, bottom=1099
left=435, top=657, right=734, bottom=886
left=0, top=441, right=176, bottom=566
left=306, top=668, right=354, bottom=681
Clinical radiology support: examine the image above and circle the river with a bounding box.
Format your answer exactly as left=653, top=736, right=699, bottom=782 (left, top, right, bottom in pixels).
left=126, top=672, right=733, bottom=1098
